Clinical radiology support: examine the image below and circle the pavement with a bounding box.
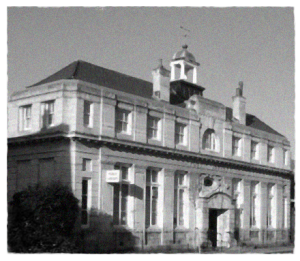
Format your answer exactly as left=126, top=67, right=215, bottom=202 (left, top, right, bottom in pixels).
left=205, top=245, right=294, bottom=254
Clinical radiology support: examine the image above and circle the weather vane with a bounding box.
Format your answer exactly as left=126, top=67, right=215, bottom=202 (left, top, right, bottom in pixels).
left=180, top=26, right=191, bottom=46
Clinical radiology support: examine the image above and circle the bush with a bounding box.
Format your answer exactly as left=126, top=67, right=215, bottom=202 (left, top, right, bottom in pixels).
left=8, top=182, right=79, bottom=253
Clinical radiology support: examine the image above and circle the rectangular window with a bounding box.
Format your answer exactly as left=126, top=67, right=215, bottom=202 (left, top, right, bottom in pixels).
left=174, top=173, right=188, bottom=227
left=83, top=100, right=93, bottom=127
left=267, top=184, right=275, bottom=228
left=41, top=100, right=55, bottom=128
left=82, top=158, right=92, bottom=171
left=113, top=165, right=130, bottom=225
left=250, top=182, right=259, bottom=227
left=147, top=116, right=161, bottom=140
left=267, top=145, right=274, bottom=163
left=146, top=168, right=160, bottom=228
left=232, top=136, right=241, bottom=156
left=251, top=141, right=259, bottom=160
left=19, top=105, right=32, bottom=131
left=81, top=178, right=92, bottom=226
left=116, top=108, right=131, bottom=134
left=283, top=149, right=288, bottom=166
left=175, top=123, right=186, bottom=145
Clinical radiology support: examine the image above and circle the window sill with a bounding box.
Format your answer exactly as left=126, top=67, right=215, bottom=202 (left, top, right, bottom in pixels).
left=147, top=138, right=162, bottom=146
left=113, top=225, right=133, bottom=231
left=146, top=226, right=162, bottom=232
left=174, top=226, right=189, bottom=232
left=116, top=132, right=133, bottom=141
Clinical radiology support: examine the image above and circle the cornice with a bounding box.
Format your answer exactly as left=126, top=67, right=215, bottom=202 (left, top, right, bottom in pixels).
left=8, top=132, right=292, bottom=177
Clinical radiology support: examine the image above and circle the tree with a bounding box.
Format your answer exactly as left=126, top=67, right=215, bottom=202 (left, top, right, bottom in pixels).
left=8, top=182, right=79, bottom=253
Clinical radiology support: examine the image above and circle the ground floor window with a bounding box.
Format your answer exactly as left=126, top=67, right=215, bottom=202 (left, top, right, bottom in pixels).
left=81, top=178, right=92, bottom=226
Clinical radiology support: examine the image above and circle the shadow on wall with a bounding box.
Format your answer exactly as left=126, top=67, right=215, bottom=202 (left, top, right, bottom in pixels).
left=78, top=209, right=138, bottom=253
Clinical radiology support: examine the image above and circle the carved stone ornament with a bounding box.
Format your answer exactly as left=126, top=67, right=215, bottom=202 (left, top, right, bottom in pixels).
left=198, top=174, right=231, bottom=198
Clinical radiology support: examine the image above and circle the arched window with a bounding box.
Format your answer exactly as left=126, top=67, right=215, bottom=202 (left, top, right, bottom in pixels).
left=202, top=129, right=219, bottom=152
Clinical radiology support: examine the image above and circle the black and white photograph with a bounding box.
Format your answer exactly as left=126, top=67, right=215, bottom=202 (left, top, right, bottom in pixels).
left=6, top=4, right=295, bottom=254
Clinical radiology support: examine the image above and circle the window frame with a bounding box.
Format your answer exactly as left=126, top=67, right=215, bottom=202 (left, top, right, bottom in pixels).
left=267, top=183, right=275, bottom=228
left=82, top=158, right=92, bottom=171
left=113, top=165, right=131, bottom=226
left=250, top=182, right=259, bottom=228
left=232, top=136, right=241, bottom=156
left=19, top=104, right=32, bottom=131
left=175, top=122, right=187, bottom=145
left=83, top=100, right=93, bottom=127
left=116, top=108, right=132, bottom=135
left=41, top=100, right=55, bottom=128
left=147, top=115, right=161, bottom=140
left=145, top=168, right=160, bottom=228
left=251, top=141, right=259, bottom=160
left=81, top=178, right=92, bottom=227
left=174, top=172, right=188, bottom=228
left=202, top=129, right=219, bottom=151
left=267, top=145, right=275, bottom=163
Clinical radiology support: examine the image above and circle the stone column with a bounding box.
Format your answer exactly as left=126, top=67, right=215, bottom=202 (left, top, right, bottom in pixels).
left=196, top=197, right=208, bottom=248
left=162, top=168, right=175, bottom=245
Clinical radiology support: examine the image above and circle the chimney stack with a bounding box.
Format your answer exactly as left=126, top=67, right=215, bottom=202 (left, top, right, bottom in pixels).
left=232, top=81, right=246, bottom=125
left=152, top=59, right=170, bottom=102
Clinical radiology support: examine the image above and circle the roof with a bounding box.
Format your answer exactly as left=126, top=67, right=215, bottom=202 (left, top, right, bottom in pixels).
left=172, top=45, right=199, bottom=66
left=28, top=60, right=153, bottom=99
left=226, top=107, right=285, bottom=137
left=27, top=60, right=284, bottom=138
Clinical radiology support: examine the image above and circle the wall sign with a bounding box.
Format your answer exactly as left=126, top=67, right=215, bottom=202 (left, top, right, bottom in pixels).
left=106, top=170, right=120, bottom=183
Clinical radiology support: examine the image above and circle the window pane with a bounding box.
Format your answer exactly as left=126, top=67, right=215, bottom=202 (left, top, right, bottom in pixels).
left=82, top=179, right=88, bottom=194
left=179, top=189, right=184, bottom=226
left=152, top=198, right=157, bottom=225
left=174, top=189, right=178, bottom=225
left=121, top=166, right=128, bottom=180
left=146, top=186, right=151, bottom=227
left=151, top=171, right=158, bottom=183
left=113, top=184, right=120, bottom=224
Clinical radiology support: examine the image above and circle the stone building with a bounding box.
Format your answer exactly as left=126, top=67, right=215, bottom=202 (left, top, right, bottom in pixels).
left=7, top=45, right=292, bottom=252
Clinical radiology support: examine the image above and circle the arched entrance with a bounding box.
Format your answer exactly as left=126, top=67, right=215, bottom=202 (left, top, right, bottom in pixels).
left=207, top=193, right=234, bottom=248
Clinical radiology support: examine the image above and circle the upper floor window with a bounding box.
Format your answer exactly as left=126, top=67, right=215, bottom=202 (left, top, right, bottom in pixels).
left=41, top=100, right=55, bottom=128
left=147, top=116, right=161, bottom=140
left=232, top=136, right=241, bottom=156
left=83, top=100, right=93, bottom=127
left=267, top=145, right=275, bottom=163
left=283, top=149, right=288, bottom=166
left=175, top=122, right=187, bottom=145
left=251, top=141, right=259, bottom=160
left=202, top=129, right=219, bottom=151
left=116, top=108, right=132, bottom=135
left=19, top=105, right=32, bottom=131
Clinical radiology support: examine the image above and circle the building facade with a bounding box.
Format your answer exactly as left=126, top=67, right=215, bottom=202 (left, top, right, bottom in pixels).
left=7, top=46, right=292, bottom=252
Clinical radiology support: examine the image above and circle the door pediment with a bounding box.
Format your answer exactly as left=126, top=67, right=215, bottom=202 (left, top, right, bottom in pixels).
left=207, top=192, right=233, bottom=209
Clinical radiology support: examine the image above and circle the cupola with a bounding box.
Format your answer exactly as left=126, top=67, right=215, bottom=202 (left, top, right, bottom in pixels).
left=170, top=45, right=200, bottom=84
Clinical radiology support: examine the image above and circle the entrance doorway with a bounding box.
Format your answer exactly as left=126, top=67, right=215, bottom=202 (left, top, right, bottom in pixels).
left=208, top=208, right=228, bottom=247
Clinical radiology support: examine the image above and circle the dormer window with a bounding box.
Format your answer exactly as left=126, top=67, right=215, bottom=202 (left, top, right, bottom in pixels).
left=202, top=129, right=219, bottom=152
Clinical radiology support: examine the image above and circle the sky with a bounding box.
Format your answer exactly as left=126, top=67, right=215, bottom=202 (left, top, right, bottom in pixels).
left=7, top=6, right=295, bottom=155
